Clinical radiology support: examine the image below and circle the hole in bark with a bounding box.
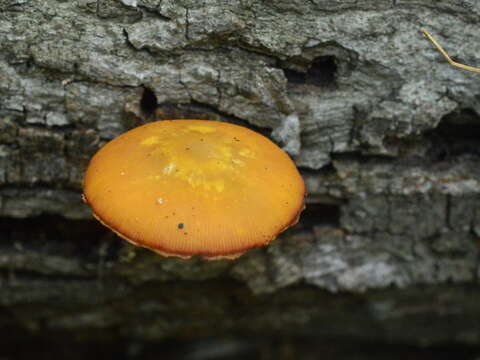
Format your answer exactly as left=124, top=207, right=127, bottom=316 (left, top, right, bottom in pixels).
left=0, top=215, right=120, bottom=263
left=140, top=87, right=158, bottom=117
left=283, top=56, right=337, bottom=87
left=283, top=68, right=307, bottom=84
left=308, top=56, right=337, bottom=86
left=299, top=202, right=341, bottom=229
left=426, top=108, right=480, bottom=160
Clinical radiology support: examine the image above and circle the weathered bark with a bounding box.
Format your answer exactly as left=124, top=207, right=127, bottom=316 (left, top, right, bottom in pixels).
left=1, top=0, right=480, bottom=357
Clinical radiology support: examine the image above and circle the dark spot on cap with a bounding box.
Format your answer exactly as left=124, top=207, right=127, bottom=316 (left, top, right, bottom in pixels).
left=178, top=223, right=184, bottom=229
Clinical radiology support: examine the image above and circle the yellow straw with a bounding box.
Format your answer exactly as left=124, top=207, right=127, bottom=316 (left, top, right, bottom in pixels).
left=421, top=29, right=480, bottom=73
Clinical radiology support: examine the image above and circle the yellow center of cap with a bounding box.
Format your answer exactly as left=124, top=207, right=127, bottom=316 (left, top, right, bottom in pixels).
left=139, top=123, right=255, bottom=194
left=140, top=123, right=255, bottom=196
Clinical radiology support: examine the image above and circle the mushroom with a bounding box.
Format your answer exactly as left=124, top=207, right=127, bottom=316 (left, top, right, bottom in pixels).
left=83, top=120, right=305, bottom=260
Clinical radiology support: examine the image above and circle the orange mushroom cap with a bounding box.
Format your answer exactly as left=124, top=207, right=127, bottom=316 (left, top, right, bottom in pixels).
left=83, top=120, right=305, bottom=260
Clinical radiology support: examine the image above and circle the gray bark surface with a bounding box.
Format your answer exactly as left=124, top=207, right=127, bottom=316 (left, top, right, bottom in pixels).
left=1, top=0, right=480, bottom=357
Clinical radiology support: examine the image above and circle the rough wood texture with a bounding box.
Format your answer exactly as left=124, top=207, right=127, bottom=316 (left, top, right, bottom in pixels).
left=1, top=0, right=480, bottom=357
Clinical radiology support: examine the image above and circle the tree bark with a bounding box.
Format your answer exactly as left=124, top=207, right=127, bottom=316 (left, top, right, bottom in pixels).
left=1, top=0, right=480, bottom=358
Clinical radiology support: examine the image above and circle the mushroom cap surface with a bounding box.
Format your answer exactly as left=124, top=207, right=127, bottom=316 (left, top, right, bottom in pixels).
left=83, top=120, right=305, bottom=259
